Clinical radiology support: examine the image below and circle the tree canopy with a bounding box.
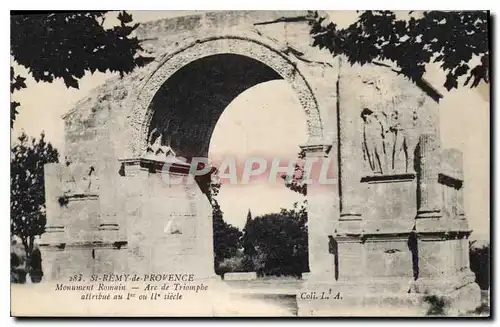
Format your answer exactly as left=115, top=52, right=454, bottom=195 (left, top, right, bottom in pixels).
left=11, top=132, right=59, bottom=278
left=242, top=204, right=308, bottom=277
left=281, top=149, right=307, bottom=196
left=10, top=11, right=152, bottom=127
left=200, top=170, right=243, bottom=275
left=308, top=10, right=489, bottom=92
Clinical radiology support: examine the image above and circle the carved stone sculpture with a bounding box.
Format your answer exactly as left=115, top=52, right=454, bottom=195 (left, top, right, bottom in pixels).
left=61, top=160, right=98, bottom=194
left=362, top=108, right=410, bottom=175
left=61, top=160, right=78, bottom=194
left=83, top=165, right=97, bottom=193
left=145, top=127, right=177, bottom=160
left=361, top=108, right=388, bottom=174
left=388, top=110, right=409, bottom=173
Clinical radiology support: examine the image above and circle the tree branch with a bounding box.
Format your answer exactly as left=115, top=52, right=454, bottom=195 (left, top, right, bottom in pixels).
left=254, top=15, right=312, bottom=26
left=372, top=60, right=443, bottom=102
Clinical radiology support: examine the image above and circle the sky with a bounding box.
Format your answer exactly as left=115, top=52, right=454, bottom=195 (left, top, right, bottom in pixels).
left=208, top=80, right=307, bottom=228
left=10, top=11, right=490, bottom=238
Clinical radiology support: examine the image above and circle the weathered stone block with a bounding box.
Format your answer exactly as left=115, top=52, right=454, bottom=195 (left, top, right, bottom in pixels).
left=117, top=158, right=215, bottom=278
left=224, top=272, right=258, bottom=281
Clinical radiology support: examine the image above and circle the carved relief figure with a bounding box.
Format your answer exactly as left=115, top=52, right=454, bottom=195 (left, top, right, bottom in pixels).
left=362, top=107, right=411, bottom=175
left=163, top=118, right=181, bottom=149
left=361, top=108, right=388, bottom=174
left=62, top=159, right=78, bottom=193
left=388, top=110, right=409, bottom=173
left=83, top=165, right=97, bottom=193
left=146, top=126, right=177, bottom=159
left=148, top=118, right=181, bottom=149
left=412, top=109, right=419, bottom=127
left=148, top=127, right=163, bottom=148
left=151, top=134, right=163, bottom=151
left=61, top=160, right=98, bottom=194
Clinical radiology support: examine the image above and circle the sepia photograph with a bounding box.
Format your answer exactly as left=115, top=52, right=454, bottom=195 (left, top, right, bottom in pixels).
left=9, top=9, right=490, bottom=317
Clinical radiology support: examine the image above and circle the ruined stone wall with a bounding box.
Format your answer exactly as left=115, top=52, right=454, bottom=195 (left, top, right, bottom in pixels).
left=116, top=161, right=214, bottom=277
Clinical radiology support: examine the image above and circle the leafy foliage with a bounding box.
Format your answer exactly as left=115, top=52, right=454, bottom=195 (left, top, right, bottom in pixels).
left=217, top=255, right=246, bottom=275
left=308, top=10, right=489, bottom=91
left=204, top=167, right=308, bottom=277
left=202, top=170, right=243, bottom=275
left=241, top=210, right=257, bottom=271
left=469, top=240, right=490, bottom=290
left=423, top=294, right=449, bottom=316
left=11, top=235, right=43, bottom=283
left=242, top=203, right=309, bottom=277
left=229, top=148, right=310, bottom=277
left=10, top=236, right=27, bottom=283
left=10, top=11, right=152, bottom=127
left=10, top=66, right=26, bottom=128
left=11, top=132, right=59, bottom=277
left=281, top=149, right=307, bottom=196
left=212, top=202, right=243, bottom=275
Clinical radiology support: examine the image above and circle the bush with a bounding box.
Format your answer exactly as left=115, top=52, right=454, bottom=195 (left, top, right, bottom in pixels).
left=11, top=236, right=27, bottom=283
left=29, top=246, right=43, bottom=283
left=243, top=208, right=308, bottom=278
left=217, top=256, right=245, bottom=275
left=423, top=294, right=449, bottom=316
left=10, top=235, right=43, bottom=283
left=469, top=240, right=489, bottom=290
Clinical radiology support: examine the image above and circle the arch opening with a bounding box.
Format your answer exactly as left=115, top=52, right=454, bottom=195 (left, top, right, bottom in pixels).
left=146, top=53, right=282, bottom=160
left=143, top=51, right=313, bottom=278
left=207, top=79, right=310, bottom=277
left=208, top=79, right=308, bottom=228
left=129, top=36, right=325, bottom=159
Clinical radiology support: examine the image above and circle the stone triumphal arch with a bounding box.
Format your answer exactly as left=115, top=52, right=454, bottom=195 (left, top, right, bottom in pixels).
left=40, top=11, right=480, bottom=315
